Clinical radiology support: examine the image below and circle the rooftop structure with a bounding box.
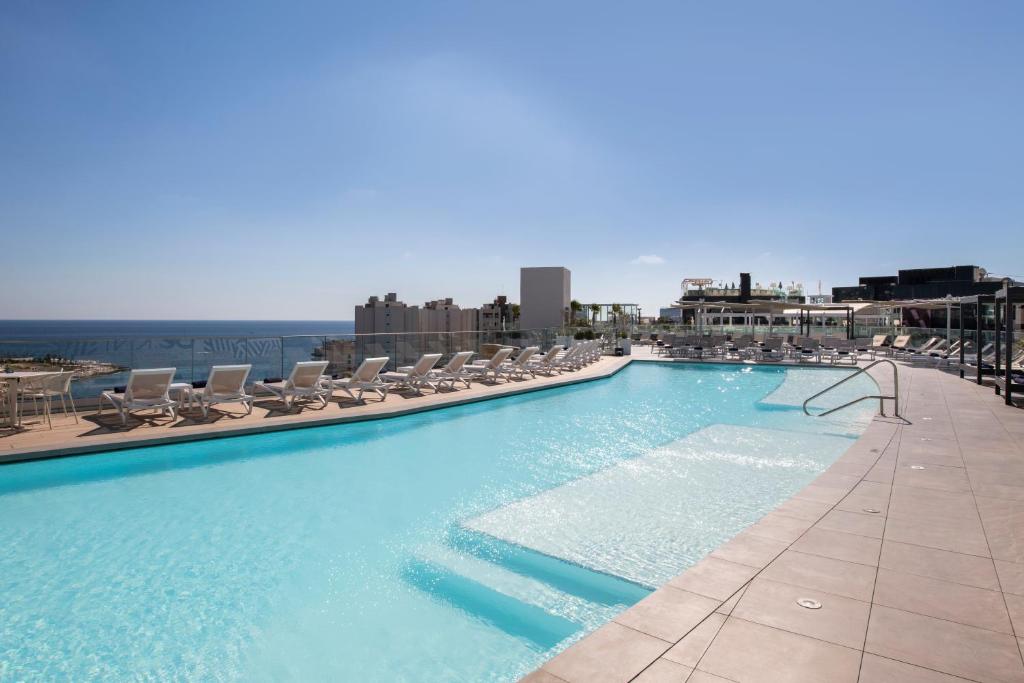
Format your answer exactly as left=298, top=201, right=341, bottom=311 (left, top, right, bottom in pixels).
left=679, top=273, right=805, bottom=303
left=832, top=264, right=1008, bottom=302
left=520, top=267, right=571, bottom=330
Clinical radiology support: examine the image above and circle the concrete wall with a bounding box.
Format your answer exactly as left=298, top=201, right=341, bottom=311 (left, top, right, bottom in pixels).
left=520, top=267, right=571, bottom=330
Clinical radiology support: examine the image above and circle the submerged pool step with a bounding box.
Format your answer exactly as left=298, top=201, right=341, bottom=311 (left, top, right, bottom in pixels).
left=401, top=556, right=580, bottom=650
left=447, top=528, right=652, bottom=605
left=413, top=542, right=632, bottom=631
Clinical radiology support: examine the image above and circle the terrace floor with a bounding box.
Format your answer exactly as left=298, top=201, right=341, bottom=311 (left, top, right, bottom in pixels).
left=527, top=349, right=1024, bottom=683
left=0, top=356, right=631, bottom=463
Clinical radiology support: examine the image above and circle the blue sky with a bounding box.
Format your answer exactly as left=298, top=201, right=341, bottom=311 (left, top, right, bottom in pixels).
left=2, top=1, right=1021, bottom=319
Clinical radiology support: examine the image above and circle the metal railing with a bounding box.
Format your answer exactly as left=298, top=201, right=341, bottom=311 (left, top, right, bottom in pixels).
left=802, top=359, right=900, bottom=418
left=0, top=328, right=570, bottom=401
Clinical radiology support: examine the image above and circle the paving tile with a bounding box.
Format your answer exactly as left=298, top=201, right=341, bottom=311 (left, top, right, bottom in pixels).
left=1005, top=593, right=1024, bottom=637
left=873, top=568, right=1013, bottom=634
left=772, top=497, right=832, bottom=522
left=836, top=481, right=892, bottom=514
left=995, top=560, right=1024, bottom=597
left=893, top=464, right=973, bottom=493
left=715, top=586, right=745, bottom=616
left=666, top=557, right=758, bottom=601
left=709, top=532, right=788, bottom=569
left=686, top=671, right=734, bottom=683
left=794, top=484, right=850, bottom=505
left=631, top=658, right=692, bottom=682
left=865, top=605, right=1024, bottom=683
left=543, top=622, right=670, bottom=683
left=520, top=670, right=568, bottom=683
left=826, top=461, right=872, bottom=478
left=746, top=512, right=814, bottom=544
left=614, top=587, right=720, bottom=643
left=813, top=472, right=863, bottom=490
left=790, top=527, right=882, bottom=566
left=814, top=509, right=885, bottom=539
left=858, top=653, right=968, bottom=682
left=880, top=541, right=1000, bottom=590
left=662, top=613, right=726, bottom=667
left=884, top=515, right=992, bottom=557
left=863, top=462, right=895, bottom=485
left=888, top=485, right=979, bottom=522
left=699, top=617, right=860, bottom=683
left=730, top=578, right=870, bottom=649
left=976, top=496, right=1024, bottom=564
left=760, top=549, right=876, bottom=601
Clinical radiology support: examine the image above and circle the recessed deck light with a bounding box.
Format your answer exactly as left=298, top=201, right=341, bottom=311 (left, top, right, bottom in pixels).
left=910, top=465, right=926, bottom=470
left=862, top=508, right=881, bottom=514
left=796, top=598, right=822, bottom=609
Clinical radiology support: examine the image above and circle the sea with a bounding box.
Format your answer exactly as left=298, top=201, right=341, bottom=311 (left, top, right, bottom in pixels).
left=0, top=320, right=356, bottom=399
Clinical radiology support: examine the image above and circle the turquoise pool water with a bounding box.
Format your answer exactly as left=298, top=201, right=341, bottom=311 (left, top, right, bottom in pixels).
left=0, top=363, right=875, bottom=681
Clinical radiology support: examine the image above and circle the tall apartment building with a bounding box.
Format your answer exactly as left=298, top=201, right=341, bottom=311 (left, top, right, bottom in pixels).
left=420, top=298, right=479, bottom=333
left=520, top=267, right=571, bottom=330
left=354, top=293, right=419, bottom=335
left=479, top=295, right=516, bottom=331
left=354, top=293, right=481, bottom=366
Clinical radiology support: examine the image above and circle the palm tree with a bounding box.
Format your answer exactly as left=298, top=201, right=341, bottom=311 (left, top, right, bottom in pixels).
left=570, top=299, right=582, bottom=323
left=611, top=303, right=623, bottom=328
left=589, top=303, right=601, bottom=326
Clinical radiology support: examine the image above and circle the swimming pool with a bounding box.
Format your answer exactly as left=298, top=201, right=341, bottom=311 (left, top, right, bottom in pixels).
left=0, top=363, right=876, bottom=681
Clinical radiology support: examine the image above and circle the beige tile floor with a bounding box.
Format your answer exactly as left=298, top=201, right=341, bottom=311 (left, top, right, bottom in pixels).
left=0, top=356, right=630, bottom=463
left=528, top=350, right=1024, bottom=683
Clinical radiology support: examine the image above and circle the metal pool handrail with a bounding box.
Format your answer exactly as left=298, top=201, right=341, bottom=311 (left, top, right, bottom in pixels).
left=802, top=359, right=900, bottom=418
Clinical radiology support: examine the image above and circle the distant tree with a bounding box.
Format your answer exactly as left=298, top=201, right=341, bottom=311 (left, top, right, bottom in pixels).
left=570, top=299, right=582, bottom=322
left=589, top=303, right=601, bottom=325
left=611, top=303, right=623, bottom=328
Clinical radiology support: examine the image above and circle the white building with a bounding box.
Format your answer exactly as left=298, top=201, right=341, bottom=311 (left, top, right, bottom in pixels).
left=354, top=293, right=418, bottom=335
left=520, top=267, right=571, bottom=330
left=420, top=298, right=479, bottom=333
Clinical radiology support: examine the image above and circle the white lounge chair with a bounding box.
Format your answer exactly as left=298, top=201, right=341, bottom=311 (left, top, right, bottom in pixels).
left=192, top=364, right=254, bottom=417
left=254, top=361, right=330, bottom=408
left=528, top=346, right=564, bottom=375
left=465, top=347, right=514, bottom=383
left=502, top=346, right=539, bottom=380
left=430, top=351, right=476, bottom=389
left=100, top=368, right=179, bottom=426
left=325, top=357, right=390, bottom=403
left=382, top=353, right=443, bottom=395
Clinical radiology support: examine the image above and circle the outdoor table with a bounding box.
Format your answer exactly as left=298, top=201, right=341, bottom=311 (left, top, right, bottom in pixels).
left=0, top=371, right=59, bottom=429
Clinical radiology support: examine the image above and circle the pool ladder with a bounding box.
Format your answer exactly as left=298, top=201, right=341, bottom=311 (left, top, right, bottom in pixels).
left=802, top=359, right=900, bottom=418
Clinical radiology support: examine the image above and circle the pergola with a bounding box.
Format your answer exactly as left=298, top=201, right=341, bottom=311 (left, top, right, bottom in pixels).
left=958, top=293, right=996, bottom=385
left=994, top=285, right=1023, bottom=405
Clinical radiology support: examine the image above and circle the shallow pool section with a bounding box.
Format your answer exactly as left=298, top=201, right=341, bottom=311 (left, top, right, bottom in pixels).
left=0, top=363, right=875, bottom=681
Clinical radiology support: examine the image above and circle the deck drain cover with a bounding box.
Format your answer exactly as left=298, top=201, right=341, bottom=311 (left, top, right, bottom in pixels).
left=797, top=598, right=822, bottom=610
left=863, top=508, right=881, bottom=514
left=910, top=465, right=926, bottom=470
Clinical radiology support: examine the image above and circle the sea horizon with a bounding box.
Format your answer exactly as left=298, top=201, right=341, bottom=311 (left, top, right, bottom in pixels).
left=0, top=319, right=356, bottom=341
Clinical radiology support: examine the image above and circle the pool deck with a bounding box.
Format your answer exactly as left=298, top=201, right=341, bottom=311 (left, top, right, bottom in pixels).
left=0, top=356, right=632, bottom=463
left=527, top=350, right=1024, bottom=683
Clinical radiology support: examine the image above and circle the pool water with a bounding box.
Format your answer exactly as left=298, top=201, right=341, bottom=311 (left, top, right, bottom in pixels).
left=0, top=363, right=876, bottom=681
